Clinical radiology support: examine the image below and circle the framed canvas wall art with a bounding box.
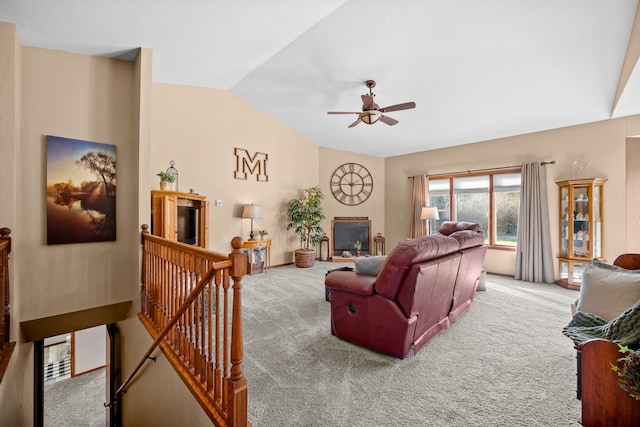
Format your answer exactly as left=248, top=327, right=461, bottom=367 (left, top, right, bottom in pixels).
left=46, top=135, right=117, bottom=244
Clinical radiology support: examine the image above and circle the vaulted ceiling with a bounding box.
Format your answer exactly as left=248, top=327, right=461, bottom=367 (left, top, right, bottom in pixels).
left=2, top=0, right=639, bottom=157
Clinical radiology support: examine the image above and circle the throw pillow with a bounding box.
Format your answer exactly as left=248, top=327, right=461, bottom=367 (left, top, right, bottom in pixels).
left=577, top=259, right=640, bottom=320
left=353, top=256, right=387, bottom=276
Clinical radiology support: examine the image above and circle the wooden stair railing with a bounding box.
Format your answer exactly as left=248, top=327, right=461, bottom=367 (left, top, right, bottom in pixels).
left=111, top=225, right=249, bottom=426
left=0, top=227, right=15, bottom=385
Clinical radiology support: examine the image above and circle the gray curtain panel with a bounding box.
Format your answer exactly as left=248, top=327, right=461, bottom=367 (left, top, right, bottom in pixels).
left=515, top=162, right=555, bottom=283
left=410, top=175, right=428, bottom=238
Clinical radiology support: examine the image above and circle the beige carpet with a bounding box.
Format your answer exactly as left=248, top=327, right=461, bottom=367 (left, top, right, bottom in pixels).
left=241, top=262, right=582, bottom=427
left=42, top=262, right=582, bottom=426
left=44, top=367, right=105, bottom=426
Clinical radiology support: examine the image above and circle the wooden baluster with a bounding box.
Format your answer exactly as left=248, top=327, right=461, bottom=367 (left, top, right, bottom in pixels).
left=227, top=236, right=248, bottom=426
left=140, top=225, right=149, bottom=316
left=214, top=271, right=222, bottom=401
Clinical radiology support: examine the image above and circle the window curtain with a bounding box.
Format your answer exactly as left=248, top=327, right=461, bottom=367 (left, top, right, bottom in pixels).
left=515, top=162, right=554, bottom=283
left=409, top=175, right=428, bottom=238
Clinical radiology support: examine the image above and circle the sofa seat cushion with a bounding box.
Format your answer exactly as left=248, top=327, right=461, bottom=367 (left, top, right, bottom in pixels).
left=325, top=271, right=376, bottom=296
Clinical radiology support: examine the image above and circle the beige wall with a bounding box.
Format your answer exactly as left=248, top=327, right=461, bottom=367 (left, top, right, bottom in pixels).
left=149, top=83, right=320, bottom=265
left=627, top=137, right=640, bottom=252
left=18, top=46, right=139, bottom=319
left=385, top=116, right=640, bottom=276
left=0, top=31, right=143, bottom=425
left=0, top=20, right=30, bottom=427
left=318, top=148, right=385, bottom=254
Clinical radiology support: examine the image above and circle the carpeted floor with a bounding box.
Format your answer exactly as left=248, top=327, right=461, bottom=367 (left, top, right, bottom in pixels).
left=45, top=262, right=582, bottom=426
left=44, top=367, right=105, bottom=426
left=241, top=262, right=582, bottom=427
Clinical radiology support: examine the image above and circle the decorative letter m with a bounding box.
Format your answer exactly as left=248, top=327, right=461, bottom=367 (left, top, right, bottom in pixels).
left=234, top=148, right=269, bottom=182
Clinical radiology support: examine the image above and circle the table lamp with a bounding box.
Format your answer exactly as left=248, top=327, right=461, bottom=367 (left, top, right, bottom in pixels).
left=420, top=206, right=440, bottom=235
left=242, top=204, right=262, bottom=240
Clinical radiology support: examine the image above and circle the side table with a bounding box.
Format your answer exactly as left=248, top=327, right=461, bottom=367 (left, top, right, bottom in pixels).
left=242, top=239, right=271, bottom=275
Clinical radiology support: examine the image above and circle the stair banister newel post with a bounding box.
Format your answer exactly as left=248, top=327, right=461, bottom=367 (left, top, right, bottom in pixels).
left=140, top=224, right=149, bottom=316
left=227, top=236, right=249, bottom=426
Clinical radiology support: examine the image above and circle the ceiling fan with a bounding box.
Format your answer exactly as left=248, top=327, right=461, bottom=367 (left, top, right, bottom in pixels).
left=327, top=80, right=416, bottom=128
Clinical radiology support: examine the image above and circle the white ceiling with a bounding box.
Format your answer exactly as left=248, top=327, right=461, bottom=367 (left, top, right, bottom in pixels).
left=2, top=0, right=639, bottom=158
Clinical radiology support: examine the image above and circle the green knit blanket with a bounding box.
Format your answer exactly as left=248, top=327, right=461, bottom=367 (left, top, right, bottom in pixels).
left=562, top=298, right=640, bottom=346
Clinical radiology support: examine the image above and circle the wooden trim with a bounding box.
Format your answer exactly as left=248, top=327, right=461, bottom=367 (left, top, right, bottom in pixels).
left=70, top=331, right=75, bottom=377
left=34, top=340, right=44, bottom=427
left=20, top=301, right=131, bottom=342
left=0, top=227, right=12, bottom=384
left=0, top=341, right=15, bottom=385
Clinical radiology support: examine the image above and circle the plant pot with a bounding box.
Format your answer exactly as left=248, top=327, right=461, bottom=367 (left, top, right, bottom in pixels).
left=160, top=180, right=175, bottom=191
left=294, top=249, right=316, bottom=268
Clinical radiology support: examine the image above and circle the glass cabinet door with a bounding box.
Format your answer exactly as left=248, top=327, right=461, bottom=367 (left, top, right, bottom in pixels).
left=572, top=185, right=590, bottom=259
left=561, top=186, right=569, bottom=257
left=592, top=185, right=602, bottom=259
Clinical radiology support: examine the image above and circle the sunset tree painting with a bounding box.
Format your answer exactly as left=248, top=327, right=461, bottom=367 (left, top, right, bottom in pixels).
left=46, top=135, right=116, bottom=244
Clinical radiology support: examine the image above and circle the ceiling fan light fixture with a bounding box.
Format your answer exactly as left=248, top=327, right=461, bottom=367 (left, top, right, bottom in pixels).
left=360, top=110, right=381, bottom=125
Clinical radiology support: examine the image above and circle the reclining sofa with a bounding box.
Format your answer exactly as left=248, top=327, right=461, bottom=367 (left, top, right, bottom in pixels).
left=324, top=221, right=487, bottom=359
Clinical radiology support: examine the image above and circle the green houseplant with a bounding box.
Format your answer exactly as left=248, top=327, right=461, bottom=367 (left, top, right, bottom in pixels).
left=157, top=171, right=176, bottom=190
left=286, top=186, right=325, bottom=268
left=611, top=344, right=640, bottom=401
left=354, top=240, right=362, bottom=257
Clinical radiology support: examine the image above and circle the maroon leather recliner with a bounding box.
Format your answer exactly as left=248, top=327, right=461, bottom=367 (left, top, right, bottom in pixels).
left=325, top=222, right=487, bottom=359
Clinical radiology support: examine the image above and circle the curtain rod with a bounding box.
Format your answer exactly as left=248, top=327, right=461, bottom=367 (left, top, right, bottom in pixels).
left=407, top=160, right=556, bottom=179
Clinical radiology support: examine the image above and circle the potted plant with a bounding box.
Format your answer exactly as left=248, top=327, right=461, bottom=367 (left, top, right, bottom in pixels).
left=286, top=186, right=325, bottom=268
left=611, top=344, right=640, bottom=401
left=157, top=171, right=176, bottom=191
left=258, top=229, right=269, bottom=240
left=354, top=240, right=362, bottom=257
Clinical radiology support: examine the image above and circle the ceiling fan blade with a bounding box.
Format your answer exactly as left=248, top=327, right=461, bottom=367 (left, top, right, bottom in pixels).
left=361, top=95, right=376, bottom=109
left=379, top=102, right=416, bottom=113
left=328, top=111, right=360, bottom=115
left=348, top=118, right=362, bottom=128
left=380, top=115, right=399, bottom=126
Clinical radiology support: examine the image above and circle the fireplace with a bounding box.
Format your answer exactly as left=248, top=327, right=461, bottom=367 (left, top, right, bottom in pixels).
left=331, top=218, right=371, bottom=258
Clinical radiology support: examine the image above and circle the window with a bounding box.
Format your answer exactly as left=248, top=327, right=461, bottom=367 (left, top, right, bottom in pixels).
left=453, top=175, right=489, bottom=236
left=428, top=170, right=521, bottom=249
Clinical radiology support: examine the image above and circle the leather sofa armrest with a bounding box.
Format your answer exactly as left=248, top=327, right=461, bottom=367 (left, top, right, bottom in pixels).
left=325, top=271, right=377, bottom=296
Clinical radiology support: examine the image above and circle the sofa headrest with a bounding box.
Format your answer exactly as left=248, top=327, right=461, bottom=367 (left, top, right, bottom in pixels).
left=375, top=234, right=460, bottom=299
left=449, top=230, right=486, bottom=249
left=438, top=221, right=482, bottom=236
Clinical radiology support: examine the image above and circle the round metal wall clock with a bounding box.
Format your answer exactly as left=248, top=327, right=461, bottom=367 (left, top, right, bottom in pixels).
left=330, top=162, right=373, bottom=206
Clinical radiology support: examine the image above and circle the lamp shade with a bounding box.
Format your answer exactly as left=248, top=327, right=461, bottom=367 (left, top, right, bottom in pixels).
left=360, top=110, right=381, bottom=125
left=242, top=204, right=262, bottom=219
left=420, top=206, right=439, bottom=220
